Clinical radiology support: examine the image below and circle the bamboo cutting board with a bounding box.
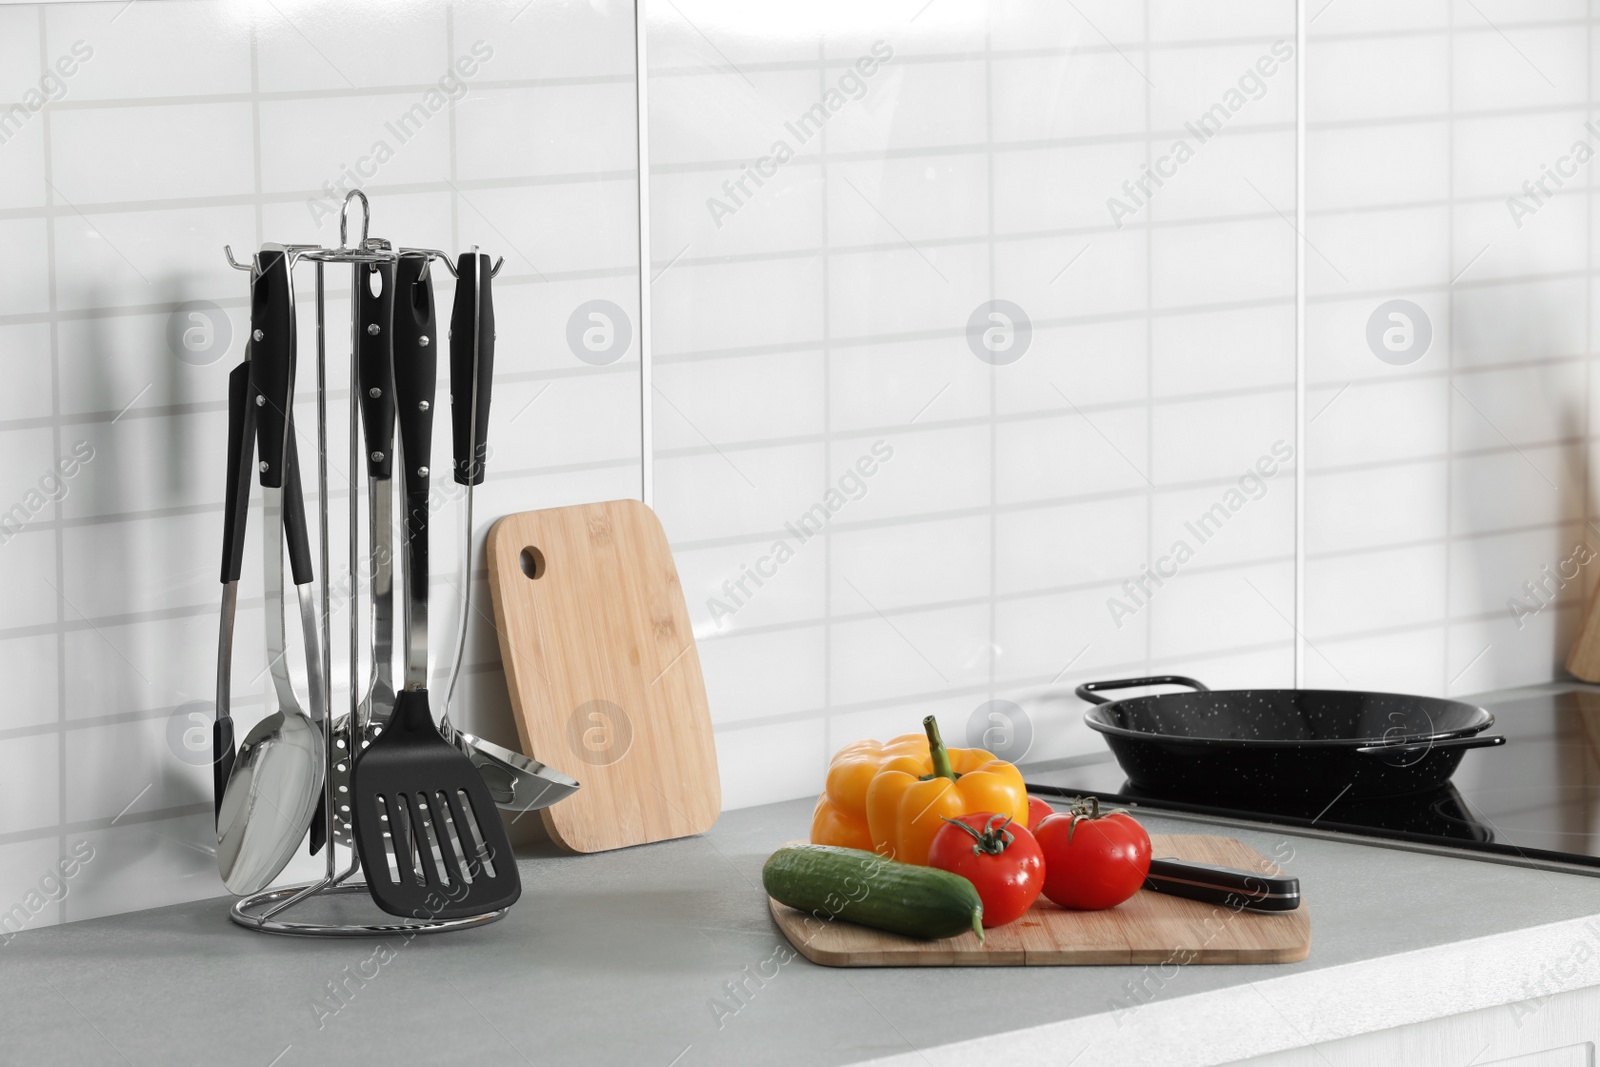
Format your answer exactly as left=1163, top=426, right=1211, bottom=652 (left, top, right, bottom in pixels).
left=770, top=835, right=1309, bottom=966
left=485, top=500, right=720, bottom=853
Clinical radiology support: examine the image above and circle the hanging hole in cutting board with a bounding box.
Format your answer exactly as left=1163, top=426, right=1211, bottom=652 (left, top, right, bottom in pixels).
left=520, top=546, right=545, bottom=580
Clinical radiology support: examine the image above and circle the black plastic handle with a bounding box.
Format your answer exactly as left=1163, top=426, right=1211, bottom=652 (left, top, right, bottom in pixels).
left=1354, top=734, right=1506, bottom=757
left=1076, top=676, right=1210, bottom=706
left=450, top=252, right=495, bottom=485
left=356, top=261, right=396, bottom=479
left=221, top=361, right=256, bottom=584
left=249, top=249, right=295, bottom=489
left=282, top=430, right=314, bottom=587
left=391, top=253, right=437, bottom=555
left=1145, top=857, right=1300, bottom=913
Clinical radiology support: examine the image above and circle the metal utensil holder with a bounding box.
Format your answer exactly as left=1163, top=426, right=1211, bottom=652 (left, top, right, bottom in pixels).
left=221, top=191, right=507, bottom=937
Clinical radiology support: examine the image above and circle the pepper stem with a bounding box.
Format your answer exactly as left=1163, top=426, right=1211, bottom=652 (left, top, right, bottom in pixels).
left=924, top=715, right=957, bottom=782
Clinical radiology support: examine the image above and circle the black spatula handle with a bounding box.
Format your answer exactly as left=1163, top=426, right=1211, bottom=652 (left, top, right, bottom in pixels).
left=357, top=260, right=396, bottom=480
left=449, top=252, right=494, bottom=485
left=283, top=432, right=313, bottom=587
left=221, top=362, right=255, bottom=584
left=249, top=249, right=295, bottom=489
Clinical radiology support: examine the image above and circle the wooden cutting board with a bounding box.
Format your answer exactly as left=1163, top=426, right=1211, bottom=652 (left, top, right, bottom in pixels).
left=770, top=835, right=1309, bottom=966
left=485, top=499, right=719, bottom=853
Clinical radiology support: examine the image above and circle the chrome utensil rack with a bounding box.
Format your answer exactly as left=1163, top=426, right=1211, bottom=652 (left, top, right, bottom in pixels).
left=221, top=191, right=507, bottom=937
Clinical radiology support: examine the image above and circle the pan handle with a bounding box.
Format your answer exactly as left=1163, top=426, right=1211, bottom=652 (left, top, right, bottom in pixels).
left=1075, top=676, right=1210, bottom=706
left=1354, top=734, right=1506, bottom=757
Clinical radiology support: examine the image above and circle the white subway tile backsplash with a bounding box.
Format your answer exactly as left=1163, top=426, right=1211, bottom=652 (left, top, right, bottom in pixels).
left=1146, top=561, right=1294, bottom=662
left=829, top=337, right=990, bottom=432
left=994, top=496, right=1148, bottom=595
left=1305, top=123, right=1452, bottom=214
left=677, top=536, right=827, bottom=634
left=827, top=58, right=987, bottom=155
left=1452, top=24, right=1588, bottom=112
left=830, top=514, right=990, bottom=612
left=457, top=80, right=639, bottom=179
left=826, top=243, right=988, bottom=340
left=699, top=625, right=826, bottom=724
left=1306, top=377, right=1450, bottom=469
left=653, top=442, right=825, bottom=544
left=1305, top=543, right=1448, bottom=640
left=0, top=218, right=52, bottom=317
left=989, top=54, right=1146, bottom=144
left=1453, top=278, right=1588, bottom=366
left=1150, top=217, right=1295, bottom=310
left=1305, top=461, right=1449, bottom=555
left=654, top=256, right=821, bottom=355
left=994, top=585, right=1151, bottom=683
left=1, top=633, right=59, bottom=731
left=830, top=602, right=990, bottom=706
left=836, top=424, right=989, bottom=523
left=1151, top=392, right=1294, bottom=484
left=828, top=154, right=989, bottom=246
left=0, top=733, right=58, bottom=837
left=656, top=350, right=823, bottom=450
left=1307, top=35, right=1449, bottom=125
left=1151, top=306, right=1294, bottom=396
left=996, top=408, right=1148, bottom=503
left=52, top=103, right=256, bottom=205
left=0, top=324, right=56, bottom=423
left=997, top=319, right=1149, bottom=415
left=1450, top=446, right=1581, bottom=539
left=46, top=2, right=250, bottom=100
left=253, top=1, right=449, bottom=93
left=713, top=718, right=827, bottom=812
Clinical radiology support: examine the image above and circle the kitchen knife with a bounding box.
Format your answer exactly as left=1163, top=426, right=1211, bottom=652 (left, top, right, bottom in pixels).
left=1143, top=857, right=1301, bottom=913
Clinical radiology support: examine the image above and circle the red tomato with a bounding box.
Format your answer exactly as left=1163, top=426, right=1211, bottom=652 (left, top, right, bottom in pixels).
left=1034, top=799, right=1151, bottom=910
left=928, top=813, right=1044, bottom=927
left=1027, top=796, right=1054, bottom=829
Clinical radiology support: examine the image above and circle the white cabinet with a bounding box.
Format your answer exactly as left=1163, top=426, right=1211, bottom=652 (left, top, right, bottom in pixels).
left=1228, top=985, right=1599, bottom=1066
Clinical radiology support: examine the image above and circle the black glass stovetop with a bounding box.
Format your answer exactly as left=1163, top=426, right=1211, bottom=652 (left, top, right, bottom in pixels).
left=1020, top=687, right=1600, bottom=874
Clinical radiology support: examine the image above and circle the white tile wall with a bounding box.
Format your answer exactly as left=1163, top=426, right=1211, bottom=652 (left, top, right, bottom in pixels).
left=648, top=1, right=1299, bottom=808
left=3, top=0, right=1589, bottom=931
left=0, top=0, right=642, bottom=928
left=1305, top=4, right=1600, bottom=698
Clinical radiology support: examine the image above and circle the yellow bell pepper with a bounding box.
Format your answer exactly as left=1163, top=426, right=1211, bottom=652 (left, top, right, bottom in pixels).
left=810, top=716, right=1029, bottom=866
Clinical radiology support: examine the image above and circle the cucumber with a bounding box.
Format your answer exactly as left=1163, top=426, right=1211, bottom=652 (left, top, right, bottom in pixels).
left=763, top=844, right=984, bottom=941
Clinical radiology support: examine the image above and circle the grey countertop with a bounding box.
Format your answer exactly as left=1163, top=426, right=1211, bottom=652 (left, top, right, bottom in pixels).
left=3, top=796, right=1600, bottom=1067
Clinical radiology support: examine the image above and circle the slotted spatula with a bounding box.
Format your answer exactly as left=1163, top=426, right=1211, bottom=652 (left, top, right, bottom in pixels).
left=349, top=252, right=520, bottom=919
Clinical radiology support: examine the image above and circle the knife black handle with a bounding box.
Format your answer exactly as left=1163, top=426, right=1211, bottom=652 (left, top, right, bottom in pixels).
left=283, top=430, right=314, bottom=587
left=249, top=249, right=295, bottom=489
left=357, top=261, right=397, bottom=480
left=391, top=253, right=437, bottom=518
left=449, top=252, right=495, bottom=485
left=221, top=361, right=256, bottom=584
left=1144, top=857, right=1301, bottom=913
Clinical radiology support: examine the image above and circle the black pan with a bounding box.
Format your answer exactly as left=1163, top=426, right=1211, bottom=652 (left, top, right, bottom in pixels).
left=1078, top=676, right=1506, bottom=801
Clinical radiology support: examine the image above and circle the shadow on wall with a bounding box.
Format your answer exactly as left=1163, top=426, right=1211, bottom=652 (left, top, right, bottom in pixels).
left=1454, top=288, right=1591, bottom=695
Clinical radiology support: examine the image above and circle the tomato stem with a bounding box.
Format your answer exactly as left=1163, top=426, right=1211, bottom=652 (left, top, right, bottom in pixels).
left=941, top=814, right=1016, bottom=856
left=924, top=715, right=957, bottom=782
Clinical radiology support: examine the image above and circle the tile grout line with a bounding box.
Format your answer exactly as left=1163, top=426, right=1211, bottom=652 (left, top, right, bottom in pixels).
left=1142, top=0, right=1155, bottom=679
left=818, top=36, right=832, bottom=766
left=984, top=4, right=998, bottom=710
left=39, top=2, right=67, bottom=928
left=1443, top=2, right=1455, bottom=695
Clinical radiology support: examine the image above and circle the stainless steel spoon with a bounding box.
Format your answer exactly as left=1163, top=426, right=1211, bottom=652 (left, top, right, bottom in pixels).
left=216, top=248, right=328, bottom=895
